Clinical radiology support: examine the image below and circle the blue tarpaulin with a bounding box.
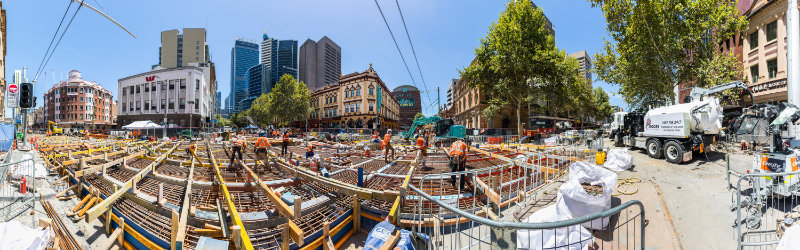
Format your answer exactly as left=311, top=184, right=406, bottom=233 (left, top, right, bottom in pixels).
left=0, top=123, right=14, bottom=151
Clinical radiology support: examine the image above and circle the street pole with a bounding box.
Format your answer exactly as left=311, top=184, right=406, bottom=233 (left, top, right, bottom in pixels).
left=155, top=76, right=168, bottom=139
left=787, top=0, right=800, bottom=138
left=189, top=100, right=194, bottom=139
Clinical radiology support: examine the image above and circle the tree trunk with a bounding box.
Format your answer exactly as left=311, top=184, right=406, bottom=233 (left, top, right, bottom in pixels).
left=516, top=102, right=522, bottom=136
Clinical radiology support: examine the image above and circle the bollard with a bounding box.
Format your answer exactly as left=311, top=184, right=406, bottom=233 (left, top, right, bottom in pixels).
left=158, top=183, right=164, bottom=205
left=357, top=167, right=364, bottom=188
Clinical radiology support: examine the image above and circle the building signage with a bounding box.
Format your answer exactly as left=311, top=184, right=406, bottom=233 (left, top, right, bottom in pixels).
left=751, top=79, right=787, bottom=94
left=145, top=76, right=156, bottom=81
left=6, top=83, right=18, bottom=108
left=398, top=98, right=415, bottom=107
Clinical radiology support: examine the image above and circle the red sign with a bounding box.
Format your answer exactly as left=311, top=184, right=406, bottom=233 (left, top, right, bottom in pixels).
left=8, top=84, right=17, bottom=93
left=145, top=76, right=156, bottom=81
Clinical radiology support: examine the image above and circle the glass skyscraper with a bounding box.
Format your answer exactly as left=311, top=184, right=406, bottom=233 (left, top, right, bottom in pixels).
left=261, top=33, right=298, bottom=86
left=240, top=64, right=270, bottom=111
left=229, top=39, right=259, bottom=112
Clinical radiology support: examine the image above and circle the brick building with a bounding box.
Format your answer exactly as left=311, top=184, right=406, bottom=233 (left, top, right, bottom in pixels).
left=392, top=85, right=421, bottom=129
left=43, top=70, right=115, bottom=133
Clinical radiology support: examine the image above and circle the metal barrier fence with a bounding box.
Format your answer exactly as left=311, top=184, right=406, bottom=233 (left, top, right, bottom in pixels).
left=0, top=157, right=36, bottom=225
left=733, top=170, right=800, bottom=249
left=406, top=183, right=645, bottom=249
left=399, top=147, right=640, bottom=249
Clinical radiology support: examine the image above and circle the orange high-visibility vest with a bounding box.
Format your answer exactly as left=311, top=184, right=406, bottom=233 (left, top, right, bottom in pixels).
left=307, top=145, right=314, bottom=153
left=283, top=133, right=289, bottom=142
left=449, top=141, right=466, bottom=157
left=384, top=134, right=391, bottom=144
left=256, top=137, right=269, bottom=149
left=417, top=137, right=427, bottom=150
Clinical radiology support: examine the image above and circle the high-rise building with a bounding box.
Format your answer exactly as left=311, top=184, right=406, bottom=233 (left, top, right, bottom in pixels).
left=392, top=85, right=422, bottom=128
left=299, top=36, right=341, bottom=90
left=569, top=50, right=592, bottom=84
left=446, top=78, right=457, bottom=109
left=159, top=28, right=209, bottom=68
left=229, top=39, right=259, bottom=112
left=240, top=64, right=271, bottom=111
left=215, top=91, right=221, bottom=113
left=261, top=33, right=298, bottom=86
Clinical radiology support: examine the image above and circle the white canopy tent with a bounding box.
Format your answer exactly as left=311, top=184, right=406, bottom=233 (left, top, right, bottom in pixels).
left=122, top=120, right=163, bottom=137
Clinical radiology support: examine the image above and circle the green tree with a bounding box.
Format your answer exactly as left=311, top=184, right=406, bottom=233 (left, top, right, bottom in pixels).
left=590, top=0, right=747, bottom=106
left=230, top=112, right=250, bottom=128
left=413, top=112, right=425, bottom=121
left=592, top=87, right=615, bottom=122
left=250, top=74, right=312, bottom=126
left=215, top=114, right=231, bottom=127
left=460, top=0, right=582, bottom=135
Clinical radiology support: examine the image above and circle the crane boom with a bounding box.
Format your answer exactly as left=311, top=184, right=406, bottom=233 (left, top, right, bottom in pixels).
left=689, top=80, right=754, bottom=107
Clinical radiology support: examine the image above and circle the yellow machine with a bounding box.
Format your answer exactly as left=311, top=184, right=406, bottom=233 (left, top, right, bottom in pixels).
left=47, top=121, right=63, bottom=135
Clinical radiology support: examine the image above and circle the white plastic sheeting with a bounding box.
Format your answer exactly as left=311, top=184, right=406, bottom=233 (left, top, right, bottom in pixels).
left=516, top=205, right=592, bottom=250
left=777, top=224, right=800, bottom=250
left=603, top=149, right=633, bottom=172
left=0, top=221, right=52, bottom=250
left=557, top=161, right=618, bottom=230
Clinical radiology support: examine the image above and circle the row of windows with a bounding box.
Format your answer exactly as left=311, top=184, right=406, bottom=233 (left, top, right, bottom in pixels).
left=750, top=59, right=778, bottom=84
left=750, top=20, right=778, bottom=50
left=121, top=79, right=201, bottom=96
left=55, top=113, right=110, bottom=121
left=122, top=98, right=200, bottom=112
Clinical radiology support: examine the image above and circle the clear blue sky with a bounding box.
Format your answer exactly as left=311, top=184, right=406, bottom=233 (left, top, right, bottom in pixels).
left=4, top=0, right=627, bottom=116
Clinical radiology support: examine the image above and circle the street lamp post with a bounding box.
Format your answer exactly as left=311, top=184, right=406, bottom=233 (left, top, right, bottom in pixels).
left=188, top=100, right=195, bottom=139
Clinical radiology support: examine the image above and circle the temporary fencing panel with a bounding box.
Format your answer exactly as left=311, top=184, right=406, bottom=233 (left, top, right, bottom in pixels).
left=733, top=171, right=800, bottom=249
left=0, top=157, right=36, bottom=226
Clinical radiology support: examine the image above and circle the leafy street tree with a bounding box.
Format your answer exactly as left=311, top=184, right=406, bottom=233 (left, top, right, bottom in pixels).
left=215, top=114, right=231, bottom=127
left=460, top=0, right=586, bottom=135
left=592, top=87, right=615, bottom=122
left=247, top=74, right=312, bottom=126
left=590, top=0, right=747, bottom=106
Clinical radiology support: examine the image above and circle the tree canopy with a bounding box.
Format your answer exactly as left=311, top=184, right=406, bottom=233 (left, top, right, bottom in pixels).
left=590, top=0, right=747, bottom=106
left=247, top=74, right=312, bottom=126
left=460, top=0, right=588, bottom=134
left=592, top=87, right=615, bottom=122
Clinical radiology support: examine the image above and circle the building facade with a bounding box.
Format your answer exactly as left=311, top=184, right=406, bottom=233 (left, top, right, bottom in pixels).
left=261, top=33, right=298, bottom=86
left=446, top=78, right=457, bottom=110
left=308, top=65, right=399, bottom=129
left=299, top=36, right=342, bottom=90
left=392, top=85, right=421, bottom=128
left=569, top=50, right=592, bottom=84
left=240, top=63, right=271, bottom=111
left=117, top=64, right=215, bottom=129
left=742, top=0, right=798, bottom=104
left=159, top=28, right=209, bottom=69
left=42, top=70, right=115, bottom=130
left=229, top=39, right=259, bottom=111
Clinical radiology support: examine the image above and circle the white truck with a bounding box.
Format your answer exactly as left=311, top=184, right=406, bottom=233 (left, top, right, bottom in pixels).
left=618, top=81, right=752, bottom=163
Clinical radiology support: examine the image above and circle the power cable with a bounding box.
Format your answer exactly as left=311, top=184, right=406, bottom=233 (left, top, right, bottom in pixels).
left=33, top=0, right=75, bottom=83
left=373, top=0, right=427, bottom=111
left=394, top=0, right=433, bottom=105
left=33, top=0, right=84, bottom=84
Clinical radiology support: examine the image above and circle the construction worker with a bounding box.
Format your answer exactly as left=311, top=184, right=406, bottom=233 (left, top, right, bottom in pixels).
left=306, top=144, right=316, bottom=159
left=281, top=131, right=290, bottom=157
left=416, top=134, right=428, bottom=169
left=371, top=130, right=379, bottom=143
left=231, top=136, right=245, bottom=164
left=255, top=135, right=271, bottom=170
left=364, top=146, right=371, bottom=157
left=383, top=129, right=395, bottom=162
left=185, top=144, right=195, bottom=156
left=448, top=139, right=468, bottom=189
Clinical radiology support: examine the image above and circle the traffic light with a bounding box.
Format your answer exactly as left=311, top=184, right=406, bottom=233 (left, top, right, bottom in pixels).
left=19, top=83, right=34, bottom=108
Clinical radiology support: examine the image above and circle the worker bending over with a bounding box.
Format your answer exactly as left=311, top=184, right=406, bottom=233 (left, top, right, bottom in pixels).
left=383, top=129, right=396, bottom=162
left=255, top=135, right=271, bottom=169
left=231, top=136, right=245, bottom=164
left=364, top=146, right=371, bottom=157
left=416, top=134, right=428, bottom=169
left=281, top=131, right=290, bottom=157
left=306, top=144, right=316, bottom=159
left=448, top=139, right=469, bottom=189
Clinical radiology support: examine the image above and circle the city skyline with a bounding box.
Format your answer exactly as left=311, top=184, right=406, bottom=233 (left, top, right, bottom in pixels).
left=3, top=1, right=621, bottom=115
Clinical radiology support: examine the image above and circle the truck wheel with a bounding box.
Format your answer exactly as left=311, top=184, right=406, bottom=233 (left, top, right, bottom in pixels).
left=664, top=141, right=683, bottom=164
left=646, top=140, right=663, bottom=159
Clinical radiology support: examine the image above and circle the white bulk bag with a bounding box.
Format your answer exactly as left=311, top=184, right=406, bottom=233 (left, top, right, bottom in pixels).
left=516, top=205, right=593, bottom=250
left=603, top=149, right=633, bottom=172
left=557, top=161, right=618, bottom=230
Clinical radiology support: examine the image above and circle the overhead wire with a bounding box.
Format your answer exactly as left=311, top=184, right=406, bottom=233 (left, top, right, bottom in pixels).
left=33, top=0, right=75, bottom=83
left=394, top=0, right=434, bottom=108
left=373, top=0, right=434, bottom=113
left=33, top=0, right=85, bottom=84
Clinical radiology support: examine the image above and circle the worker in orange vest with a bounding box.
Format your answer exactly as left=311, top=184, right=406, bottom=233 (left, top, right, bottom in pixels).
left=364, top=146, right=371, bottom=157
left=281, top=131, right=290, bottom=157
left=448, top=139, right=469, bottom=189
left=255, top=135, right=271, bottom=169
left=231, top=136, right=245, bottom=164
left=383, top=129, right=395, bottom=162
left=306, top=144, right=316, bottom=159
left=416, top=134, right=428, bottom=169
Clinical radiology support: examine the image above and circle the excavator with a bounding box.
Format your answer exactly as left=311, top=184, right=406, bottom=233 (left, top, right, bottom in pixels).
left=47, top=121, right=63, bottom=136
